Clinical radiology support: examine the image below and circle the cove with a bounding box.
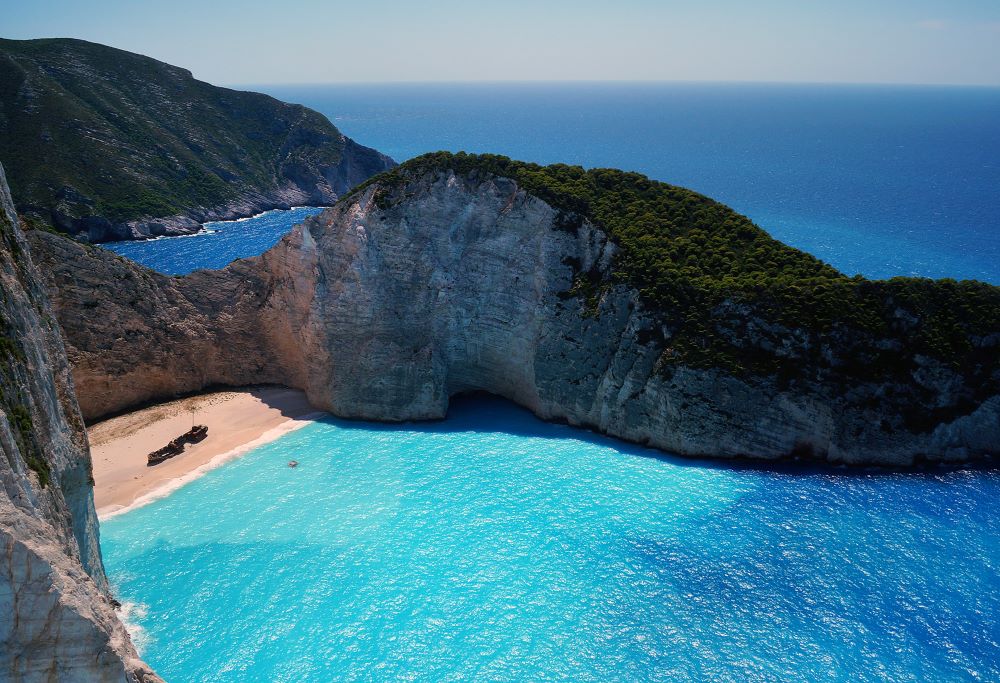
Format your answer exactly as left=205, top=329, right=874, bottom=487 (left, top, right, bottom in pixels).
left=103, top=206, right=324, bottom=275
left=100, top=396, right=1000, bottom=682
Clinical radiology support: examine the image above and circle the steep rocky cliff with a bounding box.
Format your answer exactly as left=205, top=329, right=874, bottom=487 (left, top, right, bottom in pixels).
left=28, top=154, right=1000, bottom=466
left=29, top=227, right=312, bottom=421
left=0, top=38, right=394, bottom=241
left=0, top=164, right=159, bottom=680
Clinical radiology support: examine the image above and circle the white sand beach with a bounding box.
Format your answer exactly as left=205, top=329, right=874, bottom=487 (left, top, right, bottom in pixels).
left=88, top=387, right=320, bottom=518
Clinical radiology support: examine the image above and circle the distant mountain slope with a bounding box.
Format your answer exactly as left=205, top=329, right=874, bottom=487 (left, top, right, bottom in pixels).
left=0, top=38, right=394, bottom=241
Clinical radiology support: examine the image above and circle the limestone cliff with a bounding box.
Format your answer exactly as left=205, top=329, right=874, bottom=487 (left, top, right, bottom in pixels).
left=28, top=225, right=314, bottom=422
left=0, top=164, right=159, bottom=681
left=28, top=156, right=1000, bottom=466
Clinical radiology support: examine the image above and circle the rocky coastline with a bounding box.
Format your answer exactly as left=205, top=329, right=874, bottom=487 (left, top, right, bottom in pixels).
left=0, top=38, right=395, bottom=243
left=51, top=133, right=396, bottom=243
left=4, top=150, right=999, bottom=680
left=27, top=157, right=1000, bottom=467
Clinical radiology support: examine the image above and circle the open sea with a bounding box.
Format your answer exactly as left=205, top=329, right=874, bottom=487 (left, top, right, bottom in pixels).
left=107, top=82, right=1000, bottom=282
left=100, top=84, right=1000, bottom=681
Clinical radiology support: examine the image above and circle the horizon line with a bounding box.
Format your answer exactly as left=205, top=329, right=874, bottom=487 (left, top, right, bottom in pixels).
left=229, top=78, right=1000, bottom=90
left=4, top=37, right=996, bottom=90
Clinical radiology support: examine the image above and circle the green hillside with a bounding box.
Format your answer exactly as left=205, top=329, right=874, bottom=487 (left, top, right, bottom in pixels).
left=0, top=38, right=392, bottom=239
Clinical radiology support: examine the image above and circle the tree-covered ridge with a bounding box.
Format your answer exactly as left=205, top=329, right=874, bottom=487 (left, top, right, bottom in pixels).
left=0, top=38, right=390, bottom=236
left=360, top=152, right=1000, bottom=386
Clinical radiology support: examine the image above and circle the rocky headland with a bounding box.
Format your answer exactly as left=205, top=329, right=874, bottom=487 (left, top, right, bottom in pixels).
left=5, top=149, right=998, bottom=678
left=27, top=153, right=1000, bottom=467
left=0, top=38, right=394, bottom=242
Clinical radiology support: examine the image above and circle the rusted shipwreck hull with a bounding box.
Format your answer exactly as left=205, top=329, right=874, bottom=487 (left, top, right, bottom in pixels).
left=147, top=425, right=208, bottom=466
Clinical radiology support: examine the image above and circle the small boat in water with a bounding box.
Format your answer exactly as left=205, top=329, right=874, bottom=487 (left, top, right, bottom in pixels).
left=288, top=460, right=298, bottom=468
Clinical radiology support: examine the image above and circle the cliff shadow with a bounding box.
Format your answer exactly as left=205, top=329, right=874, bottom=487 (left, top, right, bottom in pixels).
left=312, top=392, right=986, bottom=480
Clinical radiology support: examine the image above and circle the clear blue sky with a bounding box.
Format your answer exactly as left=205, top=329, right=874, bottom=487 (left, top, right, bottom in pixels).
left=4, top=0, right=999, bottom=86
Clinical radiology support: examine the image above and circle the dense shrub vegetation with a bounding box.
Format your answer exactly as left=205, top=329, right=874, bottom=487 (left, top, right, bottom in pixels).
left=357, top=152, right=1000, bottom=383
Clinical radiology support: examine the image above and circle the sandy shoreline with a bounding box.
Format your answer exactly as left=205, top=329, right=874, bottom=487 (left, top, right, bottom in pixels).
left=88, top=387, right=322, bottom=519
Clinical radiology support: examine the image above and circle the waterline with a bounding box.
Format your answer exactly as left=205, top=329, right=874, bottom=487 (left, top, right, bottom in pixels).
left=104, top=206, right=324, bottom=274
left=98, top=412, right=324, bottom=520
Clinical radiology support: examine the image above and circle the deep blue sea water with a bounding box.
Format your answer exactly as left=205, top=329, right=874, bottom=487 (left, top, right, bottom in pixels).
left=104, top=207, right=323, bottom=275
left=102, top=398, right=1000, bottom=682
left=264, top=82, right=999, bottom=284
left=107, top=83, right=1000, bottom=282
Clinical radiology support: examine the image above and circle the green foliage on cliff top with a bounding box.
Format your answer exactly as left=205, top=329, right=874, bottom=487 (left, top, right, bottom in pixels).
left=365, top=152, right=1000, bottom=380
left=0, top=38, right=349, bottom=229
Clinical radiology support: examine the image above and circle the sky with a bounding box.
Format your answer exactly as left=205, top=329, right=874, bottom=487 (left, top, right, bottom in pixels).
left=2, top=0, right=999, bottom=86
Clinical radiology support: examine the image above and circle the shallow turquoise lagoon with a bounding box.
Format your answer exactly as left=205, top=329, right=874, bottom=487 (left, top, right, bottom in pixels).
left=101, top=398, right=1000, bottom=682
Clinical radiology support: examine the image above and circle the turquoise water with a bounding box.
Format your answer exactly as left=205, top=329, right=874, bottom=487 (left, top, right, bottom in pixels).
left=101, top=398, right=1000, bottom=682
left=104, top=206, right=323, bottom=275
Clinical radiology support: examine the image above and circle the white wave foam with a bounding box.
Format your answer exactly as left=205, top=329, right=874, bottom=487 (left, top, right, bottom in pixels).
left=231, top=206, right=318, bottom=222
left=118, top=601, right=150, bottom=655
left=133, top=227, right=218, bottom=242
left=233, top=210, right=274, bottom=223
left=98, top=412, right=325, bottom=520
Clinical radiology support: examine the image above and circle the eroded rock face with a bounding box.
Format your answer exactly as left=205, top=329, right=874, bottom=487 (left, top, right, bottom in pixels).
left=0, top=164, right=159, bottom=682
left=279, top=171, right=1000, bottom=466
left=29, top=169, right=1000, bottom=466
left=28, top=228, right=315, bottom=422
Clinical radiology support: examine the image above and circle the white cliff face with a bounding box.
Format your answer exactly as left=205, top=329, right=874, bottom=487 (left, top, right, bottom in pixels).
left=297, top=172, right=608, bottom=419
left=0, top=164, right=160, bottom=682
left=29, top=168, right=1000, bottom=466
left=290, top=170, right=999, bottom=465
